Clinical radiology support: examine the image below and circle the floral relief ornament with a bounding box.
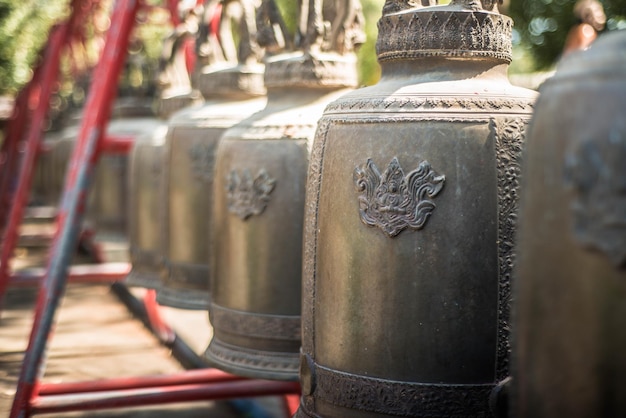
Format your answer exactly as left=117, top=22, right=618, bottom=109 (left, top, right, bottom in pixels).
left=353, top=157, right=445, bottom=237
left=227, top=168, right=277, bottom=220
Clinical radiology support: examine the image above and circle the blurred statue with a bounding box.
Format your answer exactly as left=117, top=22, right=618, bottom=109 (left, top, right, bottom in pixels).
left=563, top=0, right=606, bottom=55
left=298, top=0, right=366, bottom=54
left=219, top=0, right=263, bottom=65
left=382, top=0, right=437, bottom=15
left=157, top=1, right=202, bottom=96
left=196, top=0, right=228, bottom=68
left=256, top=0, right=292, bottom=55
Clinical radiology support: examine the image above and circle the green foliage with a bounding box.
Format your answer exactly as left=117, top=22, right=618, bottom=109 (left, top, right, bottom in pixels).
left=359, top=0, right=384, bottom=86
left=508, top=0, right=626, bottom=71
left=275, top=0, right=299, bottom=38
left=0, top=0, right=68, bottom=94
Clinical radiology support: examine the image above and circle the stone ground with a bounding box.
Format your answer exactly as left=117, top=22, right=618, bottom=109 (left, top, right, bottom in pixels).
left=0, top=216, right=290, bottom=417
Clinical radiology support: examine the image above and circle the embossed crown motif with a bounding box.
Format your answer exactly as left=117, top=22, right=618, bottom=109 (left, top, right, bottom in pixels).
left=226, top=169, right=277, bottom=220
left=188, top=143, right=215, bottom=183
left=354, top=157, right=445, bottom=237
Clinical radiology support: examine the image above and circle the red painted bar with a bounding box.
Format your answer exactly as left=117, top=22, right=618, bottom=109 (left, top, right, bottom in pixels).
left=9, top=1, right=141, bottom=416
left=38, top=369, right=244, bottom=396
left=0, top=73, right=37, bottom=230
left=100, top=135, right=135, bottom=155
left=9, top=263, right=131, bottom=287
left=283, top=393, right=301, bottom=416
left=143, top=289, right=175, bottom=343
left=30, top=380, right=301, bottom=415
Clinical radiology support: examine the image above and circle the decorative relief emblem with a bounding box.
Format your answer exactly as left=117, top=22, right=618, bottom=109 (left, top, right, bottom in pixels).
left=564, top=131, right=626, bottom=268
left=353, top=157, right=445, bottom=237
left=188, top=143, right=214, bottom=183
left=226, top=168, right=276, bottom=220
left=493, top=117, right=527, bottom=379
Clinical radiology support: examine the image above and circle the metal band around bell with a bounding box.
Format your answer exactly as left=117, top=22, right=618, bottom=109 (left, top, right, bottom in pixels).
left=309, top=363, right=494, bottom=416
left=209, top=303, right=301, bottom=341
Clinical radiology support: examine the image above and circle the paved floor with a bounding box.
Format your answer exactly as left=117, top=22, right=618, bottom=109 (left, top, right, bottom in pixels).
left=0, top=221, right=291, bottom=417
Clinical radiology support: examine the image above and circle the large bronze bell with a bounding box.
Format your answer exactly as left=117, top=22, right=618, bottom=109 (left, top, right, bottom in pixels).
left=512, top=30, right=626, bottom=418
left=157, top=0, right=267, bottom=309
left=204, top=0, right=363, bottom=381
left=296, top=1, right=536, bottom=416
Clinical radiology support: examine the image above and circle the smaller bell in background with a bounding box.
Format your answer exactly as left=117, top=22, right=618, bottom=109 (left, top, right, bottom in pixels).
left=125, top=125, right=169, bottom=288
left=204, top=0, right=364, bottom=381
left=512, top=30, right=626, bottom=418
left=126, top=1, right=206, bottom=290
left=85, top=97, right=162, bottom=262
left=157, top=0, right=267, bottom=309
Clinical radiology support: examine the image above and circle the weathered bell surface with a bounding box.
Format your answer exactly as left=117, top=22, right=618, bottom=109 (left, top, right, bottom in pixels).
left=85, top=98, right=161, bottom=261
left=31, top=130, right=61, bottom=208
left=512, top=30, right=626, bottom=418
left=204, top=0, right=362, bottom=381
left=156, top=0, right=267, bottom=309
left=47, top=99, right=160, bottom=262
left=297, top=0, right=536, bottom=416
left=125, top=124, right=168, bottom=288
left=46, top=111, right=84, bottom=208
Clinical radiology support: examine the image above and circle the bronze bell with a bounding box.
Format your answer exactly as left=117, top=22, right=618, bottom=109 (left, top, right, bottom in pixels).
left=204, top=0, right=363, bottom=381
left=297, top=0, right=536, bottom=416
left=125, top=125, right=168, bottom=288
left=126, top=4, right=204, bottom=290
left=31, top=130, right=61, bottom=208
left=512, top=30, right=626, bottom=418
left=85, top=99, right=161, bottom=261
left=47, top=112, right=83, bottom=209
left=157, top=0, right=267, bottom=309
left=46, top=101, right=160, bottom=263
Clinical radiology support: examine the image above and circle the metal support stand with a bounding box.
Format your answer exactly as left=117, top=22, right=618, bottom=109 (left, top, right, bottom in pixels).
left=3, top=0, right=301, bottom=416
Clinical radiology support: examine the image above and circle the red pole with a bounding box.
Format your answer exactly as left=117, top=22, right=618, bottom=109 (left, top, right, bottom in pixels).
left=100, top=134, right=135, bottom=154
left=143, top=289, right=175, bottom=343
left=37, top=369, right=244, bottom=395
left=284, top=393, right=301, bottom=416
left=0, top=24, right=67, bottom=306
left=9, top=262, right=131, bottom=287
left=9, top=0, right=141, bottom=416
left=0, top=80, right=35, bottom=230
left=30, top=380, right=301, bottom=415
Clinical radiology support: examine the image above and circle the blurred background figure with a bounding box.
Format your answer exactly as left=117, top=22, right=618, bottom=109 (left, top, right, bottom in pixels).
left=562, top=0, right=606, bottom=54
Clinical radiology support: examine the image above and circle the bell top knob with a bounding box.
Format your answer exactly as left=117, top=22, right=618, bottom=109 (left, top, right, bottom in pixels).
left=377, top=0, right=513, bottom=64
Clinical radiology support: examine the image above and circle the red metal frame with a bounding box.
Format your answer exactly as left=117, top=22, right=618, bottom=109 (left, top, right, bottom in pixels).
left=4, top=1, right=301, bottom=417
left=31, top=380, right=300, bottom=415
left=8, top=263, right=131, bottom=287
left=0, top=23, right=68, bottom=305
